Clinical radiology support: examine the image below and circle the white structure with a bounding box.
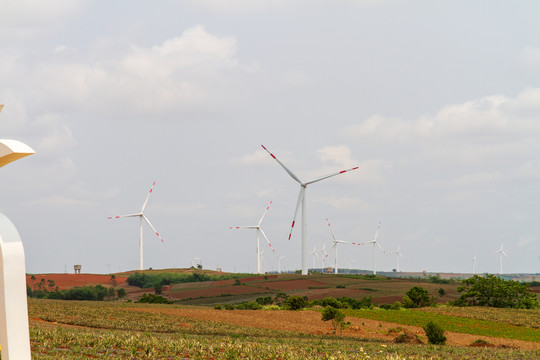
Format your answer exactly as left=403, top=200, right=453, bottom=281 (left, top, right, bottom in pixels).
left=108, top=181, right=164, bottom=270
left=229, top=201, right=275, bottom=274
left=309, top=245, right=319, bottom=269
left=395, top=242, right=403, bottom=272
left=277, top=255, right=286, bottom=274
left=495, top=240, right=508, bottom=275
left=472, top=255, right=477, bottom=274
left=261, top=145, right=358, bottom=275
left=368, top=222, right=386, bottom=275
left=0, top=106, right=35, bottom=360
left=325, top=217, right=353, bottom=274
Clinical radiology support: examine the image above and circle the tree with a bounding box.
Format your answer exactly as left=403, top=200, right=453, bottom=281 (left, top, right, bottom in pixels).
left=403, top=286, right=435, bottom=308
left=423, top=321, right=446, bottom=344
left=116, top=288, right=127, bottom=299
left=283, top=295, right=307, bottom=310
left=321, top=306, right=346, bottom=335
left=454, top=274, right=539, bottom=309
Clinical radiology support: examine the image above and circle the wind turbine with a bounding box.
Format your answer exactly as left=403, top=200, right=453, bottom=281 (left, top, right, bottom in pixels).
left=229, top=201, right=276, bottom=274
left=191, top=256, right=201, bottom=268
left=277, top=255, right=286, bottom=274
left=319, top=243, right=328, bottom=270
left=495, top=240, right=508, bottom=275
left=261, top=145, right=359, bottom=275
left=309, top=245, right=319, bottom=269
left=472, top=255, right=477, bottom=275
left=324, top=217, right=353, bottom=274
left=395, top=242, right=403, bottom=273
left=108, top=181, right=164, bottom=271
left=368, top=222, right=386, bottom=275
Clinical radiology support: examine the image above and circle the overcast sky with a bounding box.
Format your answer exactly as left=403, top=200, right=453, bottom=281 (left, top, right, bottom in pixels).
left=1, top=1, right=539, bottom=275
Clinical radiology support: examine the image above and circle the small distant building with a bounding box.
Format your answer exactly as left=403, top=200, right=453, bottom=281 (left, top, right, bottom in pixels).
left=325, top=267, right=333, bottom=274
left=216, top=267, right=222, bottom=272
left=74, top=265, right=81, bottom=274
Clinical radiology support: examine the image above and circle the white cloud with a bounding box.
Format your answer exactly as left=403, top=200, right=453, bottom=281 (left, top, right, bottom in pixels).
left=185, top=0, right=287, bottom=14
left=452, top=171, right=502, bottom=186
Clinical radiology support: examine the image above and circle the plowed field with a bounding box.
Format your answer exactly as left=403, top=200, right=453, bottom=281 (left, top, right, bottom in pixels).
left=127, top=307, right=540, bottom=350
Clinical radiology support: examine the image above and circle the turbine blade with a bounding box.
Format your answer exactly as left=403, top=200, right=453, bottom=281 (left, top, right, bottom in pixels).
left=261, top=145, right=302, bottom=184
left=326, top=217, right=338, bottom=242
left=373, top=222, right=381, bottom=242
left=108, top=213, right=142, bottom=219
left=259, top=228, right=277, bottom=256
left=502, top=250, right=508, bottom=257
left=143, top=215, right=164, bottom=243
left=141, top=181, right=156, bottom=212
left=258, top=201, right=272, bottom=226
left=306, top=166, right=359, bottom=185
left=288, top=187, right=304, bottom=240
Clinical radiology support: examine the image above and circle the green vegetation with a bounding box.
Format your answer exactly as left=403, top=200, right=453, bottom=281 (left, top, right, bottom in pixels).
left=136, top=293, right=173, bottom=304
left=345, top=308, right=540, bottom=342
left=321, top=306, right=346, bottom=334
left=127, top=271, right=239, bottom=288
left=454, top=274, right=539, bottom=309
left=423, top=321, right=447, bottom=344
left=28, top=284, right=122, bottom=301
left=27, top=299, right=540, bottom=359
left=402, top=286, right=436, bottom=308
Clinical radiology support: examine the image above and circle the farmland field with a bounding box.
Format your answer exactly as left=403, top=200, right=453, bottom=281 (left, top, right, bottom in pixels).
left=24, top=272, right=540, bottom=359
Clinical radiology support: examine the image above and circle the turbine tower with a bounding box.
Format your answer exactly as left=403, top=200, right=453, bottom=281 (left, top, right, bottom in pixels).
left=472, top=255, right=477, bottom=274
left=395, top=242, right=403, bottom=272
left=108, top=181, right=164, bottom=271
left=277, top=255, right=286, bottom=274
left=495, top=240, right=508, bottom=275
left=229, top=201, right=276, bottom=274
left=261, top=145, right=358, bottom=275
left=368, top=222, right=386, bottom=275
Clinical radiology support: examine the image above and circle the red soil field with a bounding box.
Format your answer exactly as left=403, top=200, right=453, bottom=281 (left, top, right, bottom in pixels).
left=26, top=274, right=127, bottom=291
left=168, top=285, right=272, bottom=299
left=128, top=307, right=540, bottom=350
left=258, top=279, right=328, bottom=290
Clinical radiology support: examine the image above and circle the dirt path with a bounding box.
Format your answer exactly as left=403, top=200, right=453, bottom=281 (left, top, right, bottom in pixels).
left=128, top=307, right=540, bottom=350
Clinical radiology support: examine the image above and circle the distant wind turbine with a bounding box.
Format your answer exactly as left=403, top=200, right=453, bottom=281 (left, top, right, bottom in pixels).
left=309, top=245, right=319, bottom=269
left=325, top=217, right=356, bottom=274
left=495, top=240, right=508, bottom=275
left=368, top=222, right=386, bottom=275
left=261, top=145, right=359, bottom=275
left=229, top=201, right=276, bottom=274
left=108, top=181, right=164, bottom=271
left=395, top=242, right=403, bottom=273
left=277, top=255, right=286, bottom=274
left=472, top=255, right=477, bottom=274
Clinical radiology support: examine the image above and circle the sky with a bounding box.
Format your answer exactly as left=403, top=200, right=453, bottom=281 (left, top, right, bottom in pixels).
left=1, top=0, right=539, bottom=276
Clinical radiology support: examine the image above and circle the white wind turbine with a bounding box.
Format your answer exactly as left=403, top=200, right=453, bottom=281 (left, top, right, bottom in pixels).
left=319, top=243, right=328, bottom=270
left=229, top=201, right=276, bottom=274
left=277, top=255, right=286, bottom=274
left=472, top=255, right=477, bottom=274
left=368, top=222, right=386, bottom=275
left=325, top=217, right=355, bottom=274
left=261, top=145, right=359, bottom=275
left=395, top=242, right=403, bottom=273
left=495, top=240, right=508, bottom=275
left=108, top=181, right=164, bottom=271
left=309, top=245, right=319, bottom=269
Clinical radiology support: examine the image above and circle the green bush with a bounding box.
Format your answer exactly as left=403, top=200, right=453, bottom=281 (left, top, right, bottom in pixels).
left=136, top=293, right=173, bottom=304
left=235, top=301, right=262, bottom=310
left=214, top=304, right=222, bottom=310
left=423, top=321, right=447, bottom=345
left=283, top=295, right=307, bottom=310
